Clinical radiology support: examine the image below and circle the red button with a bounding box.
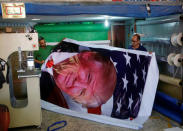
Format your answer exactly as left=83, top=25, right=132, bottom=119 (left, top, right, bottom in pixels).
left=33, top=44, right=36, bottom=48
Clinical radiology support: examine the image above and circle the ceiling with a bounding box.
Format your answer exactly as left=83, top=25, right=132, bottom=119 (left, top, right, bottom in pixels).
left=0, top=2, right=181, bottom=24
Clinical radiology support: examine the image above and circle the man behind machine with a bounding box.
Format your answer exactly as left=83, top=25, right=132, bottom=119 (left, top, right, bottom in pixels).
left=34, top=36, right=54, bottom=68
left=128, top=34, right=147, bottom=51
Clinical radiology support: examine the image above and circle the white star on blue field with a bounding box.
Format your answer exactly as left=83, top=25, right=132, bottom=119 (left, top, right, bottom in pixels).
left=109, top=50, right=151, bottom=119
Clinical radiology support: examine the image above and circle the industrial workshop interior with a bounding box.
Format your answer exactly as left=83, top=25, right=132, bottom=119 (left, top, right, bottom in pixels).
left=1, top=1, right=183, bottom=131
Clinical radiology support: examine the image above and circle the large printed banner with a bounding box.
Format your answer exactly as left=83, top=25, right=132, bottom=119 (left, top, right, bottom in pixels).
left=41, top=38, right=159, bottom=130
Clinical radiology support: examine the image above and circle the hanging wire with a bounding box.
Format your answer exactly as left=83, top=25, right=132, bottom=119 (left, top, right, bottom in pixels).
left=173, top=66, right=179, bottom=78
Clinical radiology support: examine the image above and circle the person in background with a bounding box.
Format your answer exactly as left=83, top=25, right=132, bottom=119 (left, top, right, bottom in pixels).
left=128, top=34, right=147, bottom=51
left=34, top=36, right=54, bottom=68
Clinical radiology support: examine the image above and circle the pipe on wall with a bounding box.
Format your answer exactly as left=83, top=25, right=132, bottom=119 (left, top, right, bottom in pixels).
left=136, top=14, right=183, bottom=26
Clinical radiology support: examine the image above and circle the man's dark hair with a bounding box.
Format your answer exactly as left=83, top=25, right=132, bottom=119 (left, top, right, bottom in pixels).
left=52, top=40, right=79, bottom=53
left=133, top=34, right=140, bottom=40
left=38, top=36, right=44, bottom=42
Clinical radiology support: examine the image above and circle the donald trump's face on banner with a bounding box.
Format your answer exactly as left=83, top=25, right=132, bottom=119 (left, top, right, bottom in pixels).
left=52, top=51, right=117, bottom=108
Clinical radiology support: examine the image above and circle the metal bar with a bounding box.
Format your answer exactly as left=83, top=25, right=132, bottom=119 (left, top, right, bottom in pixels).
left=136, top=15, right=182, bottom=25
left=110, top=25, right=114, bottom=46
left=18, top=74, right=41, bottom=79
left=0, top=1, right=181, bottom=6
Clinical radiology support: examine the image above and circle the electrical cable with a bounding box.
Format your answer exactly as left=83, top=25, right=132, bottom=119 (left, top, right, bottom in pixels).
left=47, top=120, right=67, bottom=131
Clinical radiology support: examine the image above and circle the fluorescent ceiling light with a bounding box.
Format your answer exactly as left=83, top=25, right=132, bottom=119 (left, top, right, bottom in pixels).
left=104, top=19, right=109, bottom=27
left=32, top=18, right=40, bottom=21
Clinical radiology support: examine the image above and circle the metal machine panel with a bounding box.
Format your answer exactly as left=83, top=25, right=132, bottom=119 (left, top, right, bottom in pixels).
left=0, top=33, right=38, bottom=60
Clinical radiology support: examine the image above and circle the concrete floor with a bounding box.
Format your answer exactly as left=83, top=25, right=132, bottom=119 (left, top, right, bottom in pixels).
left=9, top=109, right=182, bottom=131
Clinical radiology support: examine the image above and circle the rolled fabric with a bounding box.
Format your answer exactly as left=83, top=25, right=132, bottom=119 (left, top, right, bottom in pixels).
left=167, top=53, right=176, bottom=66
left=171, top=33, right=183, bottom=46
left=177, top=33, right=183, bottom=46
left=154, top=91, right=183, bottom=124
left=174, top=54, right=183, bottom=67
left=153, top=104, right=182, bottom=124
left=159, top=74, right=182, bottom=87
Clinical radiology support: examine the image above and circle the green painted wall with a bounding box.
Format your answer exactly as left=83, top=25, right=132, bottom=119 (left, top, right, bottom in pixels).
left=35, top=23, right=109, bottom=42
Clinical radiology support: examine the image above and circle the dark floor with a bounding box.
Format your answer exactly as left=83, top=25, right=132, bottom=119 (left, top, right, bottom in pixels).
left=8, top=109, right=182, bottom=131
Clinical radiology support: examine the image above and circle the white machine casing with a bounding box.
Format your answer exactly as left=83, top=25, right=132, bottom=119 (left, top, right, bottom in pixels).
left=0, top=33, right=42, bottom=128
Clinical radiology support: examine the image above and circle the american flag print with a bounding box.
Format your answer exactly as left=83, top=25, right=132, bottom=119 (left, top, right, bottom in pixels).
left=50, top=39, right=152, bottom=120
left=89, top=48, right=151, bottom=119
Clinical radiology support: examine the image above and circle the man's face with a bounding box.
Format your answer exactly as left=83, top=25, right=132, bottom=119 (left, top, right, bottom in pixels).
left=39, top=39, right=46, bottom=48
left=132, top=36, right=140, bottom=48
left=53, top=52, right=116, bottom=108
